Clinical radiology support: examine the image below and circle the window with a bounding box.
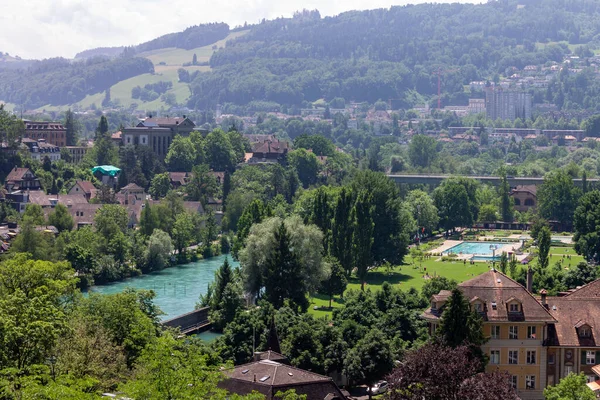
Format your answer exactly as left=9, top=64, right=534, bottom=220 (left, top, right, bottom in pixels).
left=527, top=326, right=537, bottom=339
left=509, top=350, right=518, bottom=365
left=588, top=375, right=598, bottom=383
left=431, top=301, right=436, bottom=310
left=580, top=326, right=591, bottom=338
left=509, top=303, right=520, bottom=312
left=525, top=199, right=535, bottom=207
left=548, top=353, right=555, bottom=364
left=509, top=326, right=518, bottom=339
left=587, top=351, right=596, bottom=365
left=490, top=350, right=500, bottom=365
left=510, top=375, right=518, bottom=389
left=474, top=302, right=483, bottom=312
left=491, top=302, right=497, bottom=310
left=565, top=366, right=573, bottom=377
left=526, top=375, right=536, bottom=390
left=514, top=198, right=521, bottom=206
left=491, top=325, right=500, bottom=339
left=526, top=350, right=536, bottom=365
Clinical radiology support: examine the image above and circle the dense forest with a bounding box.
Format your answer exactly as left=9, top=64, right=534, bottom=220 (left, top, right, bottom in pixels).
left=0, top=57, right=154, bottom=108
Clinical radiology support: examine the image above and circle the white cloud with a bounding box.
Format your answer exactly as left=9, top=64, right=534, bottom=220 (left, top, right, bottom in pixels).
left=0, top=0, right=478, bottom=59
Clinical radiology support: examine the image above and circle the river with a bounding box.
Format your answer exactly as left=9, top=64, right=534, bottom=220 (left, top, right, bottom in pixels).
left=88, top=254, right=238, bottom=321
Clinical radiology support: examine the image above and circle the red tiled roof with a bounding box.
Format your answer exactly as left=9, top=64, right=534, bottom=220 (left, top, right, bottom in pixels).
left=511, top=185, right=537, bottom=196
left=6, top=167, right=30, bottom=182
left=73, top=180, right=96, bottom=195
left=252, top=140, right=290, bottom=155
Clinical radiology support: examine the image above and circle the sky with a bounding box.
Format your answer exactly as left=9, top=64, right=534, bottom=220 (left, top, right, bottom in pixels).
left=0, top=0, right=479, bottom=60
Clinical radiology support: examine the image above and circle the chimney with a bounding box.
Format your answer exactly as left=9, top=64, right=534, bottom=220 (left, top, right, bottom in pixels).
left=526, top=266, right=533, bottom=293
left=253, top=374, right=256, bottom=382
left=540, top=289, right=548, bottom=308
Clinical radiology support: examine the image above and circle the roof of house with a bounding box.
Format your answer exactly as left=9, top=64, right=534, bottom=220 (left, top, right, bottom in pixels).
left=140, top=117, right=195, bottom=128
left=169, top=172, right=189, bottom=186
left=423, top=271, right=556, bottom=323
left=72, top=180, right=96, bottom=194
left=252, top=140, right=290, bottom=155
left=6, top=167, right=32, bottom=182
left=24, top=121, right=65, bottom=131
left=120, top=183, right=144, bottom=191
left=183, top=201, right=204, bottom=214
left=511, top=185, right=537, bottom=196
left=545, top=296, right=600, bottom=347
left=61, top=203, right=102, bottom=226
left=111, top=131, right=122, bottom=140
left=563, top=278, right=600, bottom=299
left=221, top=360, right=346, bottom=400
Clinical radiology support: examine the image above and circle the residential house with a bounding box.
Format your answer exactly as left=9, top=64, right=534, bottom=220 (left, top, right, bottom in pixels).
left=5, top=167, right=41, bottom=192
left=169, top=172, right=190, bottom=188
left=23, top=121, right=66, bottom=147
left=423, top=271, right=556, bottom=399
left=249, top=140, right=290, bottom=164
left=68, top=180, right=97, bottom=201
left=62, top=203, right=102, bottom=229
left=119, top=183, right=145, bottom=199
left=511, top=185, right=537, bottom=213
left=21, top=138, right=61, bottom=162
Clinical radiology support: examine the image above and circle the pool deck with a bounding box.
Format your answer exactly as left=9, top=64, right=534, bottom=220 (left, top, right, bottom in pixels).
left=429, top=240, right=527, bottom=262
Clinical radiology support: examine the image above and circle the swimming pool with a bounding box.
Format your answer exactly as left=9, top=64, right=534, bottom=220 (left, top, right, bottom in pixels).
left=443, top=242, right=507, bottom=256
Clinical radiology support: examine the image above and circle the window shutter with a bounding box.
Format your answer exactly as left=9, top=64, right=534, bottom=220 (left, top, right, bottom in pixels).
left=582, top=351, right=587, bottom=365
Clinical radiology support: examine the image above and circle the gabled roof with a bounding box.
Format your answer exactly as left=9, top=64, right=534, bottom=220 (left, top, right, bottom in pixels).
left=456, top=271, right=556, bottom=322
left=72, top=180, right=96, bottom=194
left=252, top=140, right=290, bottom=155
left=511, top=185, right=537, bottom=196
left=6, top=167, right=32, bottom=182
left=563, top=278, right=600, bottom=298
left=140, top=117, right=195, bottom=128
left=546, top=296, right=600, bottom=347
left=221, top=360, right=346, bottom=400
left=120, top=183, right=144, bottom=191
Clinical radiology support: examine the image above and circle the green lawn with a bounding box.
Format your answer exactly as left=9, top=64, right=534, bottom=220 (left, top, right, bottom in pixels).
left=309, top=257, right=491, bottom=318
left=548, top=246, right=576, bottom=255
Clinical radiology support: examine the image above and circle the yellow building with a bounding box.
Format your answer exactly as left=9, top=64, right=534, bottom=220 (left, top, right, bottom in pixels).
left=422, top=271, right=556, bottom=400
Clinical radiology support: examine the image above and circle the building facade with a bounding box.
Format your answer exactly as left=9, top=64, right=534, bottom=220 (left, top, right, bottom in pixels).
left=510, top=185, right=537, bottom=213
left=23, top=121, right=67, bottom=147
left=121, top=117, right=196, bottom=158
left=485, top=88, right=532, bottom=121
left=64, top=146, right=89, bottom=163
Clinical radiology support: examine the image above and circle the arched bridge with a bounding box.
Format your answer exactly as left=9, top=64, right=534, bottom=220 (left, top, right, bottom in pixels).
left=387, top=174, right=598, bottom=187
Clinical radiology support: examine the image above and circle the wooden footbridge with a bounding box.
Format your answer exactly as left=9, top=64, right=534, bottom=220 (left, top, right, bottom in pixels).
left=161, top=307, right=211, bottom=335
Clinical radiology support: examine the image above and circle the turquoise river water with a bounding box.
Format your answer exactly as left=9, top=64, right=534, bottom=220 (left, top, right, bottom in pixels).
left=88, top=254, right=238, bottom=321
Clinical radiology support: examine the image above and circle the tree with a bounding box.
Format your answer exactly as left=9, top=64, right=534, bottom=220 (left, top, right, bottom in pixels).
left=186, top=164, right=218, bottom=205
left=564, top=262, right=598, bottom=289
left=387, top=343, right=518, bottom=400
left=165, top=135, right=196, bottom=172
left=192, top=53, right=198, bottom=65
left=499, top=169, right=514, bottom=222
left=287, top=149, right=320, bottom=188
left=10, top=222, right=55, bottom=260
left=222, top=170, right=231, bottom=211
left=22, top=203, right=45, bottom=225
left=499, top=252, right=509, bottom=274
left=200, top=257, right=243, bottom=331
left=293, top=134, right=336, bottom=156
left=421, top=276, right=458, bottom=301
left=343, top=329, right=394, bottom=399
left=205, top=129, right=237, bottom=172
left=538, top=225, right=551, bottom=270
left=537, top=170, right=580, bottom=226
left=478, top=204, right=498, bottom=223
left=140, top=201, right=159, bottom=237
left=405, top=190, right=439, bottom=235
left=408, top=134, right=437, bottom=168
left=96, top=115, right=109, bottom=139
left=63, top=109, right=79, bottom=146
left=583, top=115, right=600, bottom=137
left=172, top=212, right=194, bottom=255
left=439, top=288, right=485, bottom=349
left=544, top=372, right=596, bottom=400
left=352, top=191, right=374, bottom=290
left=319, top=258, right=348, bottom=308
left=144, top=229, right=173, bottom=272
left=0, top=255, right=77, bottom=374
left=149, top=172, right=171, bottom=199
left=240, top=216, right=328, bottom=306
left=95, top=204, right=128, bottom=239
left=434, top=177, right=479, bottom=232
left=263, top=221, right=307, bottom=310
left=574, top=190, right=600, bottom=262
left=47, top=203, right=74, bottom=232
left=330, top=187, right=354, bottom=275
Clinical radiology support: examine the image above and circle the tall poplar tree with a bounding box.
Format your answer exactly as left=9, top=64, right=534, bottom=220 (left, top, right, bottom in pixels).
left=352, top=191, right=374, bottom=290
left=439, top=289, right=486, bottom=350
left=64, top=109, right=79, bottom=146
left=538, top=225, right=551, bottom=270
left=330, top=187, right=354, bottom=275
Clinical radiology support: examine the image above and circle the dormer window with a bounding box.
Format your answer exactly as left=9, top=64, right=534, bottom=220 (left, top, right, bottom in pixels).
left=507, top=297, right=522, bottom=313
left=431, top=301, right=437, bottom=311
left=578, top=324, right=592, bottom=338
left=474, top=302, right=483, bottom=312
left=509, top=303, right=520, bottom=312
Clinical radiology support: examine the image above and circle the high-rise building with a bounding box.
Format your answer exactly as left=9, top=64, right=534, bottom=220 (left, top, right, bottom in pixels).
left=486, top=88, right=532, bottom=121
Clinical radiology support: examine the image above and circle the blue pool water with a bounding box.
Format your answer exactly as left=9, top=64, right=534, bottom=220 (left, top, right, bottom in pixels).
left=88, top=255, right=238, bottom=320
left=443, top=242, right=506, bottom=256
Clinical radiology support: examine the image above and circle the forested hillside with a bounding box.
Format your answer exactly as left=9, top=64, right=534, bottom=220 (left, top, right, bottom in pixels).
left=0, top=57, right=154, bottom=108
left=187, top=0, right=600, bottom=109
